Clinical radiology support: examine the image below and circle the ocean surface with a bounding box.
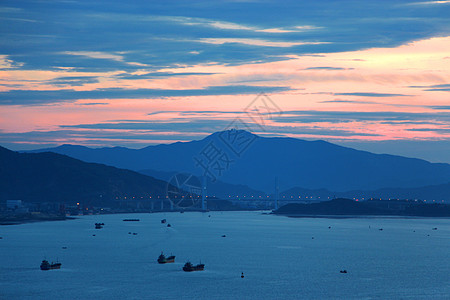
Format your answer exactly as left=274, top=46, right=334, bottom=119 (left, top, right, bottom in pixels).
left=1, top=211, right=449, bottom=299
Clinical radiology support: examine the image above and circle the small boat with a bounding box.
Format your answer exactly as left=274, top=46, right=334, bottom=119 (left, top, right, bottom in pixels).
left=157, top=252, right=175, bottom=264
left=167, top=224, right=171, bottom=227
left=161, top=219, right=167, bottom=224
left=95, top=223, right=104, bottom=229
left=40, top=260, right=61, bottom=270
left=340, top=270, right=347, bottom=273
left=183, top=261, right=204, bottom=272
left=123, top=219, right=140, bottom=222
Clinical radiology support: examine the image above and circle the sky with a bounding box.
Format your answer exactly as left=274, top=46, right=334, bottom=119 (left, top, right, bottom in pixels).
left=1, top=0, right=450, bottom=163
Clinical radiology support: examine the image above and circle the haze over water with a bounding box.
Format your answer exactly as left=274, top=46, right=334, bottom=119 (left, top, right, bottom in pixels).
left=1, top=211, right=449, bottom=299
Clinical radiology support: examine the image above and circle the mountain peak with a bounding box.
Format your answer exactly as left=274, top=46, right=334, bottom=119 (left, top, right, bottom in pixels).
left=19, top=130, right=450, bottom=194
left=210, top=129, right=258, bottom=138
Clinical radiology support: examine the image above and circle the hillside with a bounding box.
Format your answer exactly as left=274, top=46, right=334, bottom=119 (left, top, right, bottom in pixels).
left=274, top=198, right=450, bottom=217
left=280, top=183, right=450, bottom=202
left=138, top=168, right=266, bottom=198
left=0, top=146, right=169, bottom=206
left=26, top=130, right=450, bottom=193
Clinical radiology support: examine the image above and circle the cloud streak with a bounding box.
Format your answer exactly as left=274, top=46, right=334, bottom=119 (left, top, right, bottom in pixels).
left=1, top=0, right=450, bottom=162
left=0, top=85, right=291, bottom=105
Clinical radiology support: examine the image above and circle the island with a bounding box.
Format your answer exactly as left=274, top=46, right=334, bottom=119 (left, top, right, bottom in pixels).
left=274, top=198, right=450, bottom=217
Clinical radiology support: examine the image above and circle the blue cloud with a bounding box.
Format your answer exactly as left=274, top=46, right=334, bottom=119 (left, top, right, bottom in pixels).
left=271, top=110, right=450, bottom=124
left=47, top=76, right=100, bottom=86
left=424, top=88, right=450, bottom=92
left=319, top=99, right=377, bottom=104
left=0, top=85, right=291, bottom=105
left=428, top=106, right=450, bottom=110
left=115, top=72, right=219, bottom=80
left=409, top=83, right=450, bottom=92
left=334, top=92, right=411, bottom=97
left=303, top=67, right=351, bottom=70
left=2, top=0, right=450, bottom=73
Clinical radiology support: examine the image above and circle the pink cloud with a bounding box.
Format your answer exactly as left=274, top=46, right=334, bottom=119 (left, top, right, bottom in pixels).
left=1, top=36, right=450, bottom=146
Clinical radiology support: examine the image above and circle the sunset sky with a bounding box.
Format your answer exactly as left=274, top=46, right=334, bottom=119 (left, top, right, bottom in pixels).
left=1, top=0, right=450, bottom=162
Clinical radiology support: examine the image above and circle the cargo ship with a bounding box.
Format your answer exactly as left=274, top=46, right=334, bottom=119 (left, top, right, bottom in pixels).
left=157, top=252, right=175, bottom=264
left=183, top=261, right=205, bottom=272
left=40, top=260, right=61, bottom=270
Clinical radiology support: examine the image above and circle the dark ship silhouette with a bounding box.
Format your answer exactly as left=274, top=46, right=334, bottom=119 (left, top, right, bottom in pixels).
left=157, top=252, right=175, bottom=264
left=183, top=261, right=205, bottom=272
left=40, top=259, right=61, bottom=270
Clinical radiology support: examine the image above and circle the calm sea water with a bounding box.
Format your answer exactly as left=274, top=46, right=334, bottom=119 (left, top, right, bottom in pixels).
left=1, top=211, right=449, bottom=299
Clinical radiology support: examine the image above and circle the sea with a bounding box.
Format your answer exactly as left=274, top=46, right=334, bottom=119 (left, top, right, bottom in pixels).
left=1, top=211, right=449, bottom=299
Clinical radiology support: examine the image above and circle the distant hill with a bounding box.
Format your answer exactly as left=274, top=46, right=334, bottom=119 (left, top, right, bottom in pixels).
left=0, top=146, right=169, bottom=206
left=339, top=182, right=450, bottom=202
left=281, top=183, right=450, bottom=202
left=26, top=130, right=450, bottom=193
left=280, top=187, right=334, bottom=199
left=274, top=198, right=450, bottom=217
left=138, top=169, right=265, bottom=199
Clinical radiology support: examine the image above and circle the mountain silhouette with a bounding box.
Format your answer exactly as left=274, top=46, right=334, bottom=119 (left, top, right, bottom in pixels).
left=0, top=146, right=168, bottom=204
left=26, top=130, right=450, bottom=193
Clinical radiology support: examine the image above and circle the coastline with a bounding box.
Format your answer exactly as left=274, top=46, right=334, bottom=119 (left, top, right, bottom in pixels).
left=273, top=213, right=450, bottom=219
left=0, top=214, right=73, bottom=226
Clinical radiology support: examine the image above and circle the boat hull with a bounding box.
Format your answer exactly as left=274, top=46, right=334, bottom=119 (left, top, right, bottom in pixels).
left=183, top=263, right=205, bottom=272
left=157, top=255, right=175, bottom=264
left=40, top=261, right=61, bottom=270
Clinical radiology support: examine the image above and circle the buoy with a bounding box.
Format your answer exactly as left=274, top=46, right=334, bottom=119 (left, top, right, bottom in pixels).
left=241, top=272, right=244, bottom=278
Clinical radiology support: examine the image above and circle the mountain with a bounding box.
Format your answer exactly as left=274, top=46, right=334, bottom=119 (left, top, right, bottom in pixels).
left=25, top=130, right=450, bottom=193
left=338, top=182, right=450, bottom=202
left=275, top=198, right=384, bottom=215
left=280, top=187, right=334, bottom=199
left=0, top=146, right=169, bottom=205
left=274, top=198, right=450, bottom=217
left=281, top=183, right=450, bottom=202
left=138, top=169, right=266, bottom=199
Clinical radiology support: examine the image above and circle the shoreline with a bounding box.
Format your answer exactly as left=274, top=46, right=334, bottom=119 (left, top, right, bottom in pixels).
left=0, top=214, right=74, bottom=226
left=273, top=213, right=450, bottom=219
